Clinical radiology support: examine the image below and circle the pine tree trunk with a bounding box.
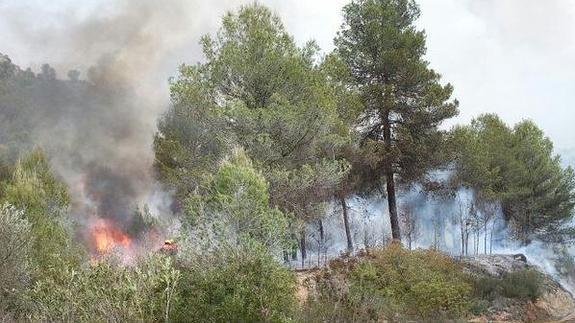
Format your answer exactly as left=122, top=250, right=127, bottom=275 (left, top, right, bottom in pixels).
left=341, top=197, right=353, bottom=252
left=490, top=220, right=495, bottom=255
left=490, top=228, right=493, bottom=255
left=464, top=231, right=468, bottom=256
left=462, top=227, right=465, bottom=256
left=484, top=221, right=488, bottom=254
left=385, top=170, right=401, bottom=241
left=378, top=85, right=401, bottom=243
left=382, top=111, right=400, bottom=241
left=318, top=220, right=324, bottom=266
left=300, top=230, right=307, bottom=268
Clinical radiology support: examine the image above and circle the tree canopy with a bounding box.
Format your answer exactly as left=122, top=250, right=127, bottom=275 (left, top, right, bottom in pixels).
left=451, top=114, right=575, bottom=243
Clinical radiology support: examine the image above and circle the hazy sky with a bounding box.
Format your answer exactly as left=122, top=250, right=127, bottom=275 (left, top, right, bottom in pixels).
left=1, top=0, right=574, bottom=153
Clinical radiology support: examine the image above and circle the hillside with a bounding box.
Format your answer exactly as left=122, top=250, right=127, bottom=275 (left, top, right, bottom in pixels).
left=296, top=247, right=575, bottom=321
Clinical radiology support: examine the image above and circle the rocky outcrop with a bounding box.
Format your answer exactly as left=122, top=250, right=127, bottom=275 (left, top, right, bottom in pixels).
left=463, top=254, right=575, bottom=321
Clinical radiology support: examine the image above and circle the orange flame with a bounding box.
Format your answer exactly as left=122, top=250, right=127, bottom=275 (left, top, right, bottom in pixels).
left=90, top=218, right=131, bottom=254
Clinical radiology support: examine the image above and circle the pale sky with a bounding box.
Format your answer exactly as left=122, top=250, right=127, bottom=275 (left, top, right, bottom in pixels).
left=1, top=0, right=574, bottom=155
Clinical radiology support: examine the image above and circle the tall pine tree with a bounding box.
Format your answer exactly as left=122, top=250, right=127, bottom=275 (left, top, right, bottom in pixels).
left=335, top=0, right=458, bottom=240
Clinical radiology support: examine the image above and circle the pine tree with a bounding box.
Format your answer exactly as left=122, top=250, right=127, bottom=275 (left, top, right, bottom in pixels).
left=335, top=0, right=458, bottom=240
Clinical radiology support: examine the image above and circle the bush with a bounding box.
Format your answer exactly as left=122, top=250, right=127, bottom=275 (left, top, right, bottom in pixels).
left=173, top=242, right=296, bottom=322
left=349, top=243, right=472, bottom=319
left=303, top=243, right=473, bottom=321
left=472, top=269, right=543, bottom=301
left=1, top=150, right=84, bottom=280
left=469, top=299, right=489, bottom=316
left=28, top=254, right=180, bottom=322
left=184, top=149, right=291, bottom=252
left=0, top=203, right=32, bottom=313
left=501, top=269, right=542, bottom=300
left=298, top=298, right=385, bottom=323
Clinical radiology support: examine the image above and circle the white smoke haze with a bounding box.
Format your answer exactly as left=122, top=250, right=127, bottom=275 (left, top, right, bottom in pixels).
left=306, top=184, right=575, bottom=295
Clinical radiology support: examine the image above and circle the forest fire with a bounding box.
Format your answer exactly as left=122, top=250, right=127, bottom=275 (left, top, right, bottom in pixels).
left=89, top=218, right=132, bottom=255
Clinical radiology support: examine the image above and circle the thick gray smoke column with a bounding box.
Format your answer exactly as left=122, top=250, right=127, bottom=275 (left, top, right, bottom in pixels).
left=0, top=0, right=210, bottom=235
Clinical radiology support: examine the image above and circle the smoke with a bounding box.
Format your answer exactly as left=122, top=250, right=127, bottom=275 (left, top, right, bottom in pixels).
left=307, top=182, right=575, bottom=294
left=0, top=0, right=218, bottom=243
left=0, top=0, right=355, bottom=256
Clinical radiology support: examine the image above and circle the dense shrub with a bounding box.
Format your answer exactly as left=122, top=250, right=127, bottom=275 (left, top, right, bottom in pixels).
left=302, top=244, right=473, bottom=321
left=298, top=298, right=384, bottom=323
left=28, top=254, right=180, bottom=322
left=0, top=203, right=32, bottom=314
left=349, top=243, right=472, bottom=319
left=1, top=150, right=84, bottom=280
left=473, top=269, right=543, bottom=301
left=173, top=242, right=297, bottom=323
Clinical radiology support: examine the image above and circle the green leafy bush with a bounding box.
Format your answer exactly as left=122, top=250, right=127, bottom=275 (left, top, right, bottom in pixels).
left=1, top=150, right=84, bottom=280
left=302, top=244, right=473, bottom=321
left=469, top=299, right=489, bottom=315
left=349, top=243, right=472, bottom=319
left=28, top=254, right=180, bottom=322
left=473, top=269, right=543, bottom=301
left=174, top=242, right=297, bottom=322
left=0, top=203, right=33, bottom=314
left=184, top=148, right=291, bottom=252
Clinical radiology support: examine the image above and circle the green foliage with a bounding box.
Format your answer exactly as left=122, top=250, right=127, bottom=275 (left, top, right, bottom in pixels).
left=335, top=0, right=459, bottom=183
left=266, top=159, right=350, bottom=222
left=184, top=149, right=291, bottom=252
left=305, top=245, right=473, bottom=321
left=174, top=242, right=296, bottom=323
left=155, top=65, right=230, bottom=201
left=298, top=298, right=383, bottom=323
left=349, top=244, right=472, bottom=318
left=1, top=150, right=83, bottom=279
left=473, top=269, right=543, bottom=301
left=0, top=203, right=33, bottom=313
left=334, top=0, right=458, bottom=239
left=469, top=299, right=489, bottom=316
left=163, top=4, right=349, bottom=233
left=28, top=254, right=180, bottom=322
left=451, top=114, right=575, bottom=242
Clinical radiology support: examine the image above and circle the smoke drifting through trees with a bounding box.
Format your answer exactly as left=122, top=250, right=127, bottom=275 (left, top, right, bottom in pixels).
left=0, top=0, right=204, bottom=239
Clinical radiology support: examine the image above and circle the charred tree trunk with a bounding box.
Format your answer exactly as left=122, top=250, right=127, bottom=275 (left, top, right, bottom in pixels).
left=341, top=197, right=353, bottom=252
left=383, top=110, right=400, bottom=241
left=475, top=232, right=479, bottom=255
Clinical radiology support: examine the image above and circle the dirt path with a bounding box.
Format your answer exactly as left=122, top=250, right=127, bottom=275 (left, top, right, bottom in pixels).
left=295, top=268, right=319, bottom=304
